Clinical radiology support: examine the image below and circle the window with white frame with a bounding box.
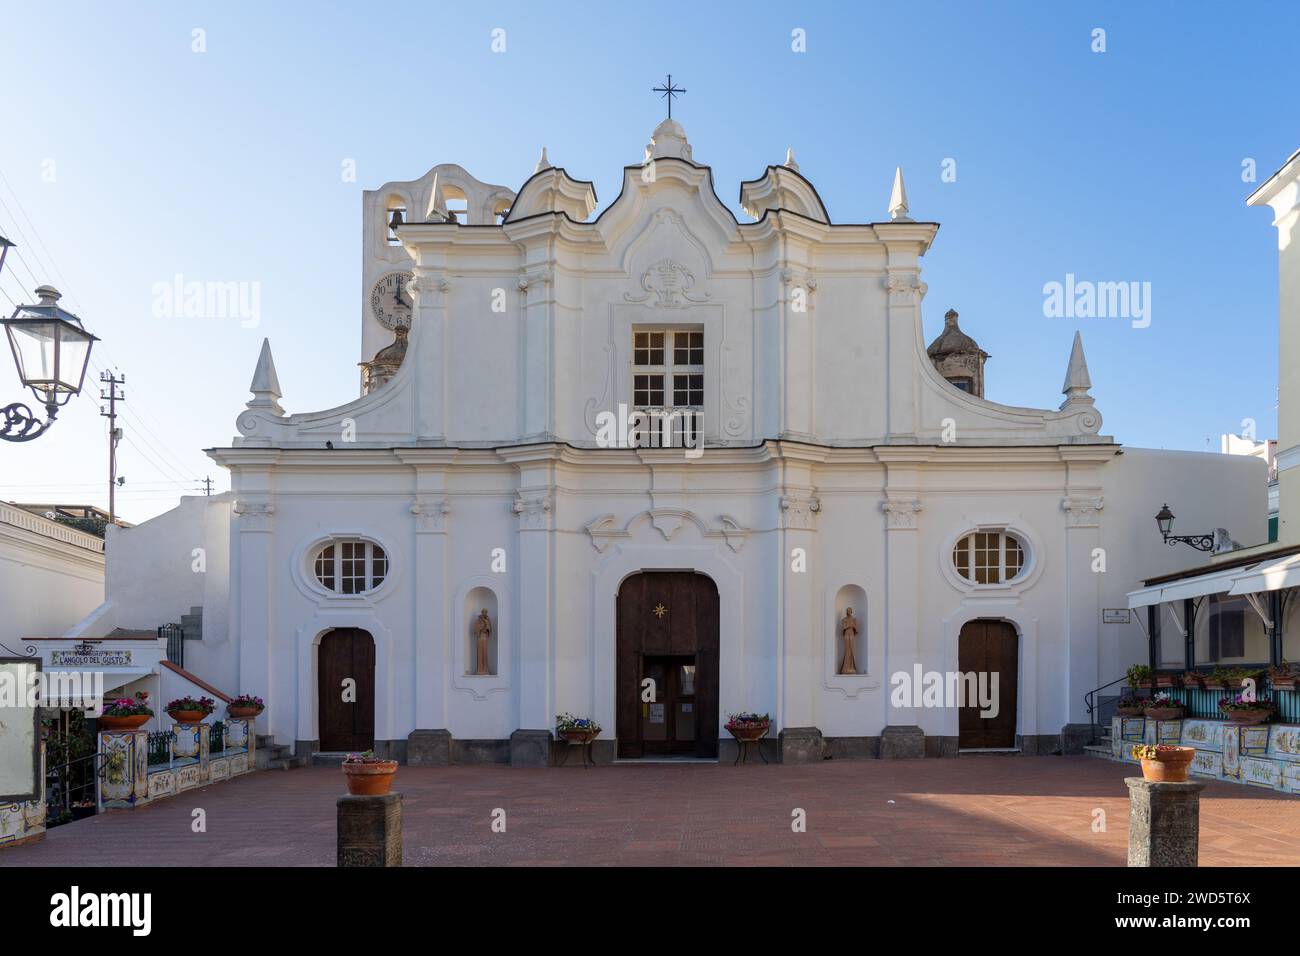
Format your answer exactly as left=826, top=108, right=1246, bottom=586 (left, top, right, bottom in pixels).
left=951, top=530, right=1026, bottom=585
left=313, top=539, right=389, bottom=594
left=632, top=329, right=703, bottom=447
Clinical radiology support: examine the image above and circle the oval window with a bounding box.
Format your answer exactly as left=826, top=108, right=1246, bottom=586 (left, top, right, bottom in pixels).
left=952, top=531, right=1025, bottom=584
left=313, top=539, right=388, bottom=594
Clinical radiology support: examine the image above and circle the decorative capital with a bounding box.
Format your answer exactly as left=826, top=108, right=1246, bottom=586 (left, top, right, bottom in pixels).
left=232, top=499, right=274, bottom=531
left=518, top=268, right=553, bottom=294
left=513, top=493, right=552, bottom=530
left=881, top=497, right=922, bottom=530
left=779, top=493, right=821, bottom=530
left=411, top=496, right=450, bottom=533
left=1062, top=495, right=1104, bottom=527
left=885, top=272, right=927, bottom=305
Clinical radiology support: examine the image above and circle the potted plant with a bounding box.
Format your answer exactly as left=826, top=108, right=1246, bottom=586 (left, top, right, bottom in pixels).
left=1268, top=663, right=1298, bottom=692
left=342, top=750, right=398, bottom=795
left=1126, top=664, right=1153, bottom=690
left=1143, top=692, right=1185, bottom=721
left=555, top=713, right=601, bottom=743
left=1131, top=744, right=1195, bottom=783
left=1115, top=693, right=1146, bottom=717
left=725, top=712, right=771, bottom=742
left=1182, top=671, right=1206, bottom=690
left=98, top=691, right=154, bottom=731
left=1153, top=671, right=1182, bottom=689
left=227, top=694, right=265, bottom=718
left=1219, top=694, right=1274, bottom=725
left=1203, top=668, right=1230, bottom=691
left=166, top=695, right=216, bottom=723
left=1213, top=666, right=1266, bottom=692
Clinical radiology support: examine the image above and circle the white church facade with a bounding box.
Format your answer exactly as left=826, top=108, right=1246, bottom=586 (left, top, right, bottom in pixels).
left=79, top=119, right=1264, bottom=765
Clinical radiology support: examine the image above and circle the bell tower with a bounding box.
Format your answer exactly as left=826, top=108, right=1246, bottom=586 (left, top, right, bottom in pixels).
left=927, top=309, right=989, bottom=398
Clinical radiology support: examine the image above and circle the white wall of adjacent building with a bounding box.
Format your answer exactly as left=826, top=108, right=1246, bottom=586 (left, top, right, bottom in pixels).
left=0, top=502, right=104, bottom=650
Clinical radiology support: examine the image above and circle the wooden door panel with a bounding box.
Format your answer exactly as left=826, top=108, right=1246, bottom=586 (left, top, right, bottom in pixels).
left=318, top=628, right=375, bottom=752
left=616, top=572, right=719, bottom=759
left=957, top=620, right=1017, bottom=750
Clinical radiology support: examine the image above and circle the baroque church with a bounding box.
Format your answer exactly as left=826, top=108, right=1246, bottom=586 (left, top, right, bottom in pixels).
left=91, top=117, right=1263, bottom=764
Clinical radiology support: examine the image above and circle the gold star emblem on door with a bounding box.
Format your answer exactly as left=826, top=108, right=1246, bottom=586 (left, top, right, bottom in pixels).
left=653, top=603, right=667, bottom=618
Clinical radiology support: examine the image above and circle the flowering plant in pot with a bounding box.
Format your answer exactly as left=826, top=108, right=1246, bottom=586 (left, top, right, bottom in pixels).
left=99, top=692, right=154, bottom=731
left=1210, top=666, right=1266, bottom=692
left=1219, top=694, right=1274, bottom=725
left=555, top=713, right=601, bottom=742
left=342, top=750, right=398, bottom=796
left=1126, top=664, right=1153, bottom=690
left=1143, top=692, right=1185, bottom=721
left=1182, top=671, right=1206, bottom=690
left=166, top=695, right=216, bottom=723
left=1268, top=663, right=1298, bottom=692
left=1115, top=693, right=1146, bottom=717
left=1132, top=744, right=1195, bottom=783
left=725, top=712, right=771, bottom=742
left=227, top=694, right=265, bottom=718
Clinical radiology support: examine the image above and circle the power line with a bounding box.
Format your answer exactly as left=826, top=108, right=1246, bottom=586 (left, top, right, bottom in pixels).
left=0, top=179, right=205, bottom=485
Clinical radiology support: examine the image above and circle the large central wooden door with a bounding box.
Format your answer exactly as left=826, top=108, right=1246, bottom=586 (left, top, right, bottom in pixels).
left=616, top=572, right=719, bottom=758
left=957, top=619, right=1018, bottom=749
left=318, top=628, right=375, bottom=752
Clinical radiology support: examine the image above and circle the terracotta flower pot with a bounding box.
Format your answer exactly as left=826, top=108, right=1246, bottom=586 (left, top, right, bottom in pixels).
left=1140, top=747, right=1195, bottom=783
left=168, top=710, right=209, bottom=724
left=559, top=730, right=597, bottom=744
left=1115, top=707, right=1145, bottom=717
left=98, top=714, right=150, bottom=731
left=727, top=724, right=769, bottom=742
left=227, top=706, right=262, bottom=719
left=1222, top=709, right=1272, bottom=725
left=1144, top=707, right=1184, bottom=721
left=343, top=761, right=398, bottom=796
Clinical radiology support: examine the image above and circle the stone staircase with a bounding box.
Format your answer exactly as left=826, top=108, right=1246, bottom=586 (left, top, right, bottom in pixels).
left=310, top=752, right=349, bottom=767
left=1083, top=725, right=1113, bottom=760
left=255, top=735, right=309, bottom=771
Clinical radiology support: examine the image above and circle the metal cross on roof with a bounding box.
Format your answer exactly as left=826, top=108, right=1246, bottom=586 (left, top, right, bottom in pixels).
left=652, top=74, right=686, bottom=119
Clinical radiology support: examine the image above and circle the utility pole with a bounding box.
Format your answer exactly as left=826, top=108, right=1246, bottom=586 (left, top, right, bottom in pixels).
left=200, top=476, right=213, bottom=496
left=100, top=370, right=125, bottom=523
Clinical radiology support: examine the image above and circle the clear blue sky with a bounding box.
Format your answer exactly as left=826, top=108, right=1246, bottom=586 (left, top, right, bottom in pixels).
left=0, top=1, right=1294, bottom=523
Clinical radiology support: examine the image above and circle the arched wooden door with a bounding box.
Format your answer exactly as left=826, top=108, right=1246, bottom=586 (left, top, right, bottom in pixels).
left=317, top=628, right=375, bottom=752
left=957, top=619, right=1018, bottom=749
left=616, top=571, right=720, bottom=758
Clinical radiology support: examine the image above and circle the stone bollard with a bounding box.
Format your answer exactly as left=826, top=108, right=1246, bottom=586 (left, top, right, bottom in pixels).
left=1125, top=777, right=1205, bottom=867
left=337, top=793, right=402, bottom=867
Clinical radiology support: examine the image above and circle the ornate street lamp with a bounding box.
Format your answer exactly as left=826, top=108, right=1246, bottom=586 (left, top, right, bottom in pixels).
left=1, top=285, right=98, bottom=442
left=1154, top=503, right=1215, bottom=552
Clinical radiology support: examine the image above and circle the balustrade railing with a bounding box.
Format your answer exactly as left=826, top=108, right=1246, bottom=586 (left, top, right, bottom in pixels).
left=147, top=731, right=176, bottom=766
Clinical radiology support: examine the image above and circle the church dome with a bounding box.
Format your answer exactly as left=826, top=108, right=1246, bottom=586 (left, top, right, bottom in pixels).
left=927, top=309, right=984, bottom=358
left=926, top=309, right=989, bottom=398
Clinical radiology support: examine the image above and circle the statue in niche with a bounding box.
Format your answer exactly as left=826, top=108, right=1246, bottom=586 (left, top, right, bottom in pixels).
left=474, top=608, right=493, bottom=675
left=838, top=608, right=860, bottom=675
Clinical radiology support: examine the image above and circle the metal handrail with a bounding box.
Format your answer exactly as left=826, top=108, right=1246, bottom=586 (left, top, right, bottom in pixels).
left=1084, top=675, right=1133, bottom=745
left=45, top=750, right=107, bottom=828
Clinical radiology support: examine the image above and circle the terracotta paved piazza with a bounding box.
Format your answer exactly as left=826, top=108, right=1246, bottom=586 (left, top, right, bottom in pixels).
left=5, top=756, right=1300, bottom=867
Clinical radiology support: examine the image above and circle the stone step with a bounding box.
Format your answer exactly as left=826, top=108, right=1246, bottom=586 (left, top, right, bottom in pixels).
left=1083, top=744, right=1113, bottom=759
left=311, top=752, right=350, bottom=767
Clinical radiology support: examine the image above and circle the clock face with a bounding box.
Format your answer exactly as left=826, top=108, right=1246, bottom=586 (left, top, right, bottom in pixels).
left=370, top=271, right=414, bottom=329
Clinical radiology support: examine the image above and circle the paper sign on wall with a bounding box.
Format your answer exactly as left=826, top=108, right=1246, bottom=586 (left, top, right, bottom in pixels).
left=649, top=703, right=665, bottom=724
